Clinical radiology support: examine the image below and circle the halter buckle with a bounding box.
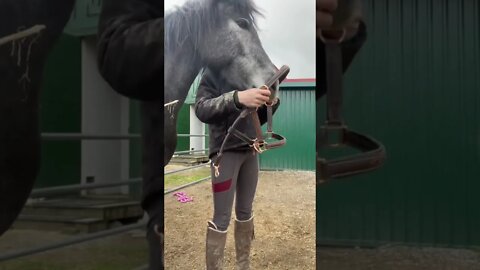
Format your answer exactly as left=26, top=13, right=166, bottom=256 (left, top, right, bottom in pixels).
left=252, top=139, right=267, bottom=153
left=213, top=164, right=220, bottom=177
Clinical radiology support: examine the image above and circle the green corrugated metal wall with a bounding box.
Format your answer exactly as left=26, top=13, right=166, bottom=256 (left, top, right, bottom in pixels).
left=175, top=106, right=190, bottom=151
left=64, top=0, right=101, bottom=36
left=37, top=34, right=81, bottom=188
left=260, top=83, right=316, bottom=171
left=317, top=0, right=480, bottom=247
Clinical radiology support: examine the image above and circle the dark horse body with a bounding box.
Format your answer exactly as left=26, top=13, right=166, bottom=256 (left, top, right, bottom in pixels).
left=164, top=0, right=280, bottom=165
left=0, top=0, right=75, bottom=236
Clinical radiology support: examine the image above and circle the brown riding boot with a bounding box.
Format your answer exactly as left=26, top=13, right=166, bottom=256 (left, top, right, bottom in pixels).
left=234, top=216, right=255, bottom=270
left=206, top=221, right=227, bottom=270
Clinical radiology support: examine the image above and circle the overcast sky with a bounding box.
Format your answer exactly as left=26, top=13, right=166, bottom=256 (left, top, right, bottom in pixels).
left=165, top=0, right=315, bottom=79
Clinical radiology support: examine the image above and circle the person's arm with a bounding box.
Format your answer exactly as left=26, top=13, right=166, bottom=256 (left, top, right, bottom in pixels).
left=194, top=72, right=242, bottom=124
left=317, top=21, right=367, bottom=99
left=97, top=0, right=163, bottom=101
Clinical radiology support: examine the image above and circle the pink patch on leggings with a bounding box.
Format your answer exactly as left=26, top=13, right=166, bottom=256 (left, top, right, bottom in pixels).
left=213, top=179, right=232, bottom=193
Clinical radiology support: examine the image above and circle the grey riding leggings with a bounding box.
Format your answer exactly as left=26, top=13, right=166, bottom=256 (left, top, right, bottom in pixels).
left=210, top=150, right=259, bottom=231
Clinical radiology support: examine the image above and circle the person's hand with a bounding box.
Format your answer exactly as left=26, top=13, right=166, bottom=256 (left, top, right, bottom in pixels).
left=237, top=88, right=271, bottom=108
left=316, top=0, right=338, bottom=30
left=317, top=0, right=362, bottom=41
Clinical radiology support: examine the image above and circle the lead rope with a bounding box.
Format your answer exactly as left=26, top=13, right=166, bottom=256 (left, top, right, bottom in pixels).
left=213, top=89, right=270, bottom=178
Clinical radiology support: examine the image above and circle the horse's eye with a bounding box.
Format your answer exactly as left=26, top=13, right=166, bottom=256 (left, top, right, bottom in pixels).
left=235, top=18, right=250, bottom=29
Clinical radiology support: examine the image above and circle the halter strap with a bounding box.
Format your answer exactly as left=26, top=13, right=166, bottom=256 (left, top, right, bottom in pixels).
left=317, top=30, right=386, bottom=184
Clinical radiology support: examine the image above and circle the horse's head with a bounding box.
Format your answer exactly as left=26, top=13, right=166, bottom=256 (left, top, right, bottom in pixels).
left=197, top=0, right=278, bottom=90
left=164, top=0, right=280, bottom=166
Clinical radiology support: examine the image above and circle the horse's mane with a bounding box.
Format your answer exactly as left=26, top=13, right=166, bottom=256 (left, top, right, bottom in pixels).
left=165, top=0, right=262, bottom=55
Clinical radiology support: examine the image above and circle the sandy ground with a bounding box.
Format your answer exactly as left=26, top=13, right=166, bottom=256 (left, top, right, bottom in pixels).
left=164, top=171, right=316, bottom=269
left=317, top=246, right=480, bottom=270
left=0, top=228, right=148, bottom=270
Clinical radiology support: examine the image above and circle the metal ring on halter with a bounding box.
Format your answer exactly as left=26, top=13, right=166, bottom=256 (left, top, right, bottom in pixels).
left=253, top=143, right=266, bottom=153
left=318, top=28, right=346, bottom=44
left=214, top=164, right=220, bottom=177
left=251, top=138, right=266, bottom=153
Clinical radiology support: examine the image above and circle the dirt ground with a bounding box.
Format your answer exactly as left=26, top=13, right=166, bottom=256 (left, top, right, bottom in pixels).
left=164, top=170, right=316, bottom=269
left=3, top=168, right=479, bottom=270
left=317, top=246, right=480, bottom=270
left=0, top=228, right=148, bottom=270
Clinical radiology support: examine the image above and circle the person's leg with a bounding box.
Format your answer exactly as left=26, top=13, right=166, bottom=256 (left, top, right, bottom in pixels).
left=206, top=151, right=246, bottom=269
left=140, top=101, right=164, bottom=270
left=211, top=151, right=246, bottom=230
left=235, top=152, right=259, bottom=221
left=145, top=200, right=163, bottom=270
left=234, top=151, right=259, bottom=269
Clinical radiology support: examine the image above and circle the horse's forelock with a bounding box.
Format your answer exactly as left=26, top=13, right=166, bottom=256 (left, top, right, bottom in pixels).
left=205, top=0, right=263, bottom=25
left=228, top=0, right=263, bottom=27
left=165, top=0, right=214, bottom=54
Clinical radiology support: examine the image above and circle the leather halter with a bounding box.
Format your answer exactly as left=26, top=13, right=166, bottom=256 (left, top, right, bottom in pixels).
left=317, top=30, right=386, bottom=184
left=213, top=65, right=290, bottom=177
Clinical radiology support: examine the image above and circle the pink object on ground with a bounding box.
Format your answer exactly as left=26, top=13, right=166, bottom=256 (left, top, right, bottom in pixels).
left=173, top=192, right=194, bottom=203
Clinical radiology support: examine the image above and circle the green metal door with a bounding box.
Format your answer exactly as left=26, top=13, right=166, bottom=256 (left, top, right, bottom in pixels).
left=317, top=0, right=480, bottom=247
left=38, top=34, right=82, bottom=188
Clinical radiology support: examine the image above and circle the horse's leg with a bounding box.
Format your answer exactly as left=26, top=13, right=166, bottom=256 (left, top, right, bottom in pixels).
left=0, top=0, right=75, bottom=236
left=140, top=101, right=165, bottom=268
